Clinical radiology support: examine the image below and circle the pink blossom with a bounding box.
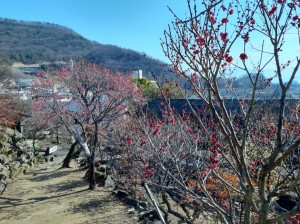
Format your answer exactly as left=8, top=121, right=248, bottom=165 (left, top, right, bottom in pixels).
left=221, top=18, right=229, bottom=24
left=240, top=53, right=248, bottom=61
left=226, top=56, right=233, bottom=63
left=153, top=128, right=159, bottom=136
left=209, top=17, right=217, bottom=24
left=220, top=32, right=228, bottom=42
left=268, top=6, right=277, bottom=15
left=197, top=37, right=205, bottom=44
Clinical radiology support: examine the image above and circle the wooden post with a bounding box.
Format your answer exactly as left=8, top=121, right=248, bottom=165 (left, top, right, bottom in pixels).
left=142, top=181, right=167, bottom=224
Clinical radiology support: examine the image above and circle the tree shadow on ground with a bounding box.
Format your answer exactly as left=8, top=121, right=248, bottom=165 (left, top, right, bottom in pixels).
left=30, top=168, right=84, bottom=182
left=69, top=194, right=119, bottom=215
left=45, top=178, right=88, bottom=194
left=0, top=189, right=88, bottom=209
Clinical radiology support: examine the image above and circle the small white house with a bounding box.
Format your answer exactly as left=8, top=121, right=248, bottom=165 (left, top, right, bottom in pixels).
left=132, top=70, right=143, bottom=79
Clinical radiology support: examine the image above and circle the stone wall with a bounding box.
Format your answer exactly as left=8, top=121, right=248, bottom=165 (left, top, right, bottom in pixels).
left=0, top=127, right=36, bottom=194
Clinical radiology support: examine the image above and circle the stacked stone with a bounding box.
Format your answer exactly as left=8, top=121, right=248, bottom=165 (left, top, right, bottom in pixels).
left=0, top=128, right=36, bottom=194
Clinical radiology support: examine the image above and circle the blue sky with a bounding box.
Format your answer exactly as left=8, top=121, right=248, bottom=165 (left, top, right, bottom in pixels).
left=0, top=0, right=187, bottom=63
left=0, top=0, right=299, bottom=82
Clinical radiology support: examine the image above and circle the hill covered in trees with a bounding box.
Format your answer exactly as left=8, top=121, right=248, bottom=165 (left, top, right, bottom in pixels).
left=0, top=18, right=171, bottom=79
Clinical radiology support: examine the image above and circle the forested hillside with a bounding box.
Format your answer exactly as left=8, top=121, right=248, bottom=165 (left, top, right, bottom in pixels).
left=0, top=18, right=171, bottom=79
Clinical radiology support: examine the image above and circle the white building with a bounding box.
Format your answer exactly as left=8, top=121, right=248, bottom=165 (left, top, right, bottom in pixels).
left=132, top=70, right=143, bottom=79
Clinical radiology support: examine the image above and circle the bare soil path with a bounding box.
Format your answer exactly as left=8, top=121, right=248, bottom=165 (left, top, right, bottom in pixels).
left=0, top=152, right=136, bottom=224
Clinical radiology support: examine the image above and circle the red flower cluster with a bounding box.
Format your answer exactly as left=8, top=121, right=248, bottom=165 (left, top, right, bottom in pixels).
left=211, top=133, right=217, bottom=142
left=127, top=137, right=133, bottom=144
left=226, top=56, right=233, bottom=63
left=153, top=128, right=159, bottom=135
left=203, top=30, right=209, bottom=37
left=268, top=6, right=277, bottom=15
left=288, top=214, right=300, bottom=224
left=142, top=164, right=155, bottom=179
left=170, top=117, right=175, bottom=123
left=242, top=33, right=249, bottom=42
left=229, top=9, right=234, bottom=15
left=261, top=139, right=267, bottom=145
left=182, top=38, right=189, bottom=49
left=220, top=32, right=228, bottom=42
left=197, top=37, right=205, bottom=44
left=221, top=18, right=229, bottom=24
left=209, top=16, right=217, bottom=24
left=240, top=53, right=248, bottom=61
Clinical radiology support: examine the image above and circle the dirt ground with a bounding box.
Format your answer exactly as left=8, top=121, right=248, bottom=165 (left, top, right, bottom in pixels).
left=0, top=151, right=137, bottom=224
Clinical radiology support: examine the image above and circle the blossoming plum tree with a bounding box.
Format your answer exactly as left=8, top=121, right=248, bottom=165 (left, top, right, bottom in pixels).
left=118, top=0, right=300, bottom=223
left=32, top=60, right=142, bottom=189
left=0, top=93, right=24, bottom=128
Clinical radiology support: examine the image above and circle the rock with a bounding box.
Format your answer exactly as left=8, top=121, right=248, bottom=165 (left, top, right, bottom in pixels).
left=94, top=170, right=106, bottom=187
left=24, top=139, right=34, bottom=147
left=0, top=182, right=6, bottom=195
left=21, top=163, right=30, bottom=171
left=4, top=128, right=23, bottom=143
left=113, top=189, right=130, bottom=198
left=0, top=173, right=7, bottom=182
left=139, top=201, right=149, bottom=209
left=9, top=161, right=21, bottom=179
left=32, top=157, right=38, bottom=166
left=0, top=129, right=35, bottom=186
left=104, top=175, right=115, bottom=188
left=0, top=142, right=11, bottom=154
left=16, top=141, right=30, bottom=151
left=18, top=154, right=28, bottom=163
left=127, top=208, right=135, bottom=214
left=27, top=161, right=35, bottom=167
left=0, top=132, right=9, bottom=143
left=138, top=209, right=160, bottom=221
left=0, top=154, right=7, bottom=164
left=35, top=131, right=46, bottom=140
left=0, top=154, right=12, bottom=165
left=97, top=164, right=108, bottom=172
left=0, top=163, right=10, bottom=179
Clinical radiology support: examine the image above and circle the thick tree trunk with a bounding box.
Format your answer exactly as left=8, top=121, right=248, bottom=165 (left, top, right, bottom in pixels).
left=243, top=190, right=254, bottom=224
left=61, top=141, right=78, bottom=168
left=73, top=128, right=95, bottom=190
left=88, top=151, right=96, bottom=190
left=258, top=201, right=269, bottom=224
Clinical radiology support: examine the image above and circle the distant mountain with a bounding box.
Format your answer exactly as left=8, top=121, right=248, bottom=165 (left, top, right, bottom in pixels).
left=0, top=18, right=172, bottom=80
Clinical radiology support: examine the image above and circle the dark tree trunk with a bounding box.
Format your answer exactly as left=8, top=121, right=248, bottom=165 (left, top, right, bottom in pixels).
left=32, top=133, right=36, bottom=151
left=88, top=151, right=96, bottom=190
left=61, top=141, right=78, bottom=168
left=56, top=128, right=59, bottom=144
